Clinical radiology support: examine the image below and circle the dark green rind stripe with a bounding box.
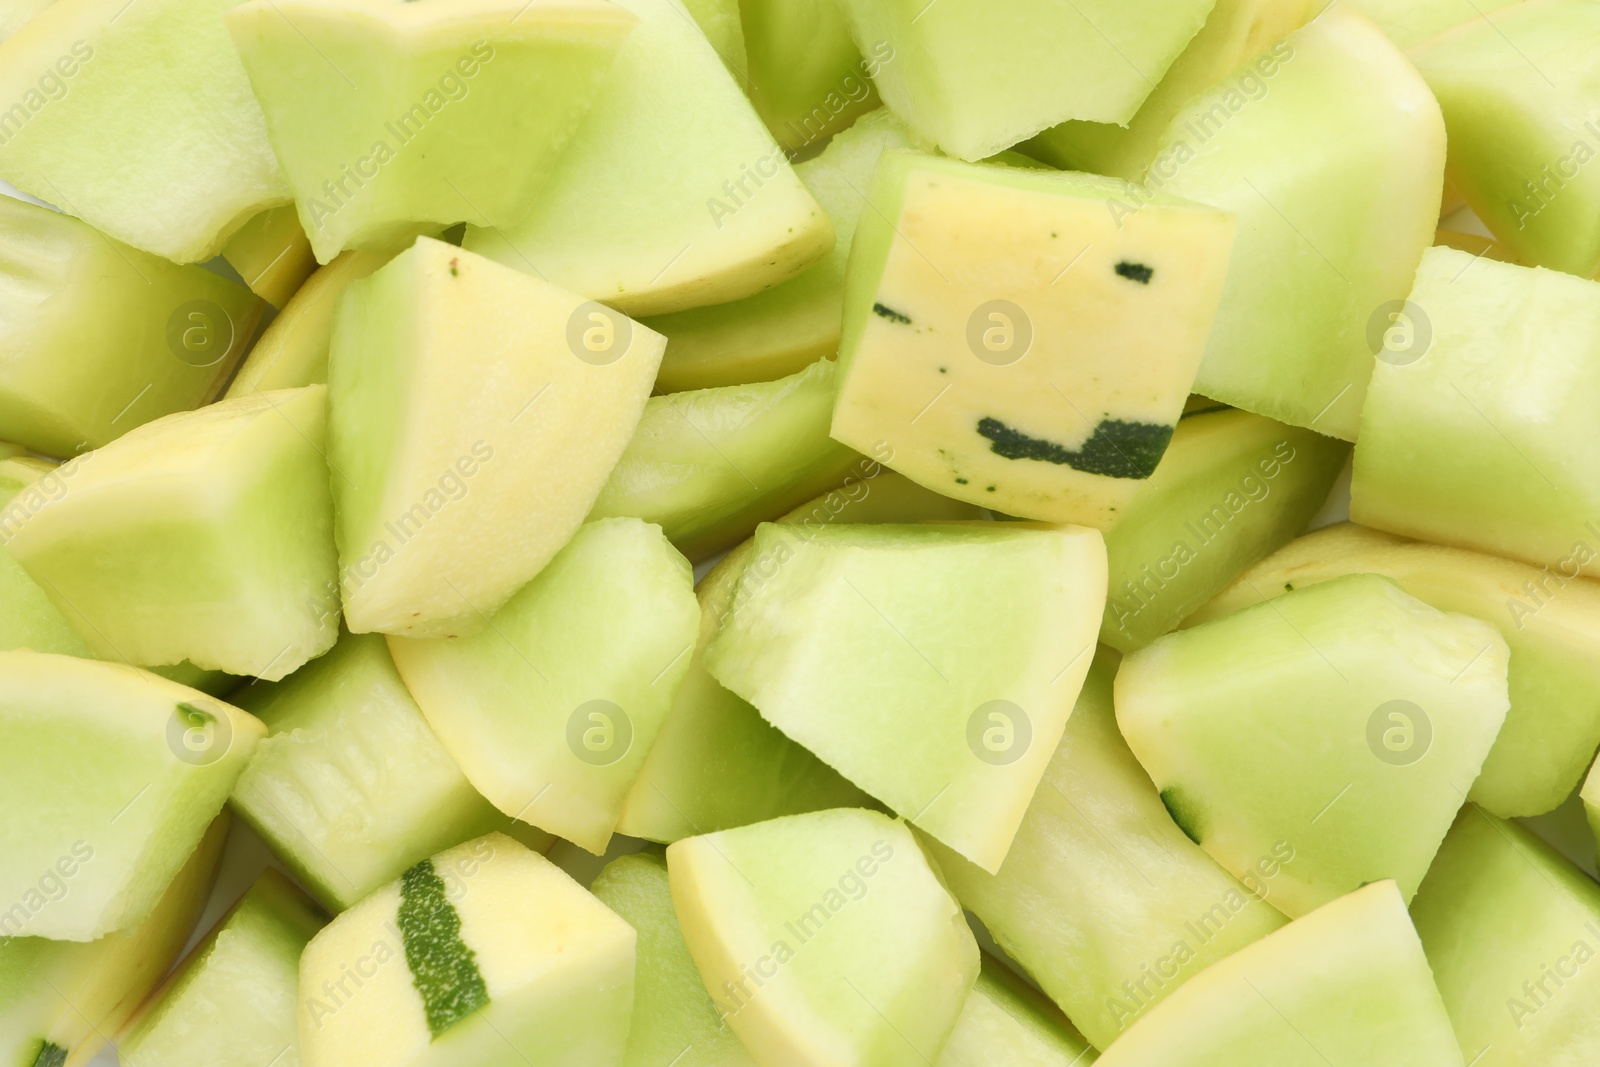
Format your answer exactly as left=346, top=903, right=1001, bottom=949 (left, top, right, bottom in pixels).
left=398, top=859, right=490, bottom=1039
left=978, top=416, right=1174, bottom=480
left=31, top=1041, right=66, bottom=1067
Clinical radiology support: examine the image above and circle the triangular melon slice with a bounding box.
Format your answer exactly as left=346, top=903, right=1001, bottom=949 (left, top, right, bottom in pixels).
left=668, top=808, right=979, bottom=1066
left=1116, top=573, right=1509, bottom=918
left=939, top=956, right=1099, bottom=1066
left=327, top=236, right=664, bottom=638
left=221, top=205, right=317, bottom=308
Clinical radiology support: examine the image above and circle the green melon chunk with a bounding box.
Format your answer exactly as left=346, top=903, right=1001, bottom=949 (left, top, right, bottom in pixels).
left=221, top=205, right=317, bottom=309
left=680, top=0, right=745, bottom=78
left=589, top=358, right=863, bottom=561
left=705, top=521, right=1105, bottom=872
left=120, top=869, right=326, bottom=1067
left=742, top=0, right=878, bottom=153
left=0, top=0, right=52, bottom=43
left=1093, top=881, right=1463, bottom=1065
left=0, top=652, right=263, bottom=940
left=668, top=808, right=979, bottom=1065
left=645, top=108, right=916, bottom=393
left=300, top=833, right=636, bottom=1067
left=2, top=386, right=340, bottom=680
left=1346, top=0, right=1522, bottom=49
left=1411, top=805, right=1600, bottom=1066
left=1154, top=7, right=1445, bottom=440
left=227, top=0, right=635, bottom=264
left=0, top=196, right=263, bottom=458
left=1116, top=573, right=1509, bottom=918
left=925, top=649, right=1287, bottom=1048
left=0, top=0, right=289, bottom=262
left=389, top=518, right=699, bottom=855
left=463, top=0, right=830, bottom=317
left=939, top=956, right=1098, bottom=1065
left=1190, top=522, right=1600, bottom=818
left=1101, top=406, right=1347, bottom=653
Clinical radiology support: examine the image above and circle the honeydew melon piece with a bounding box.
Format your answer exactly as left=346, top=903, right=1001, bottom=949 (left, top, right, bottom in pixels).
left=1093, top=881, right=1463, bottom=1066
left=1410, top=805, right=1600, bottom=1066
left=227, top=0, right=635, bottom=265
left=939, top=956, right=1098, bottom=1066
left=1155, top=7, right=1445, bottom=440
left=924, top=649, right=1287, bottom=1048
left=1347, top=0, right=1523, bottom=49
left=838, top=0, right=1215, bottom=160
left=704, top=521, right=1106, bottom=872
left=389, top=518, right=698, bottom=854
left=1101, top=405, right=1347, bottom=653
left=299, top=833, right=636, bottom=1067
left=681, top=0, right=745, bottom=77
left=463, top=0, right=832, bottom=317
left=220, top=205, right=317, bottom=309
left=0, top=0, right=52, bottom=43
left=119, top=869, right=326, bottom=1067
left=0, top=195, right=263, bottom=458
left=645, top=108, right=915, bottom=393
left=2, top=386, right=340, bottom=679
left=831, top=150, right=1235, bottom=528
left=590, top=358, right=862, bottom=560
left=668, top=808, right=979, bottom=1066
left=1352, top=247, right=1600, bottom=573
left=1116, top=573, right=1509, bottom=918
left=742, top=0, right=877, bottom=153
left=0, top=652, right=263, bottom=940
left=0, top=0, right=289, bottom=262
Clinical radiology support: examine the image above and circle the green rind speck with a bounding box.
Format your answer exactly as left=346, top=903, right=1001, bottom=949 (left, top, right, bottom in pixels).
left=399, top=859, right=490, bottom=1039
left=1115, top=261, right=1154, bottom=284
left=977, top=417, right=1174, bottom=479
left=31, top=1042, right=66, bottom=1067
left=1160, top=787, right=1206, bottom=845
left=872, top=302, right=912, bottom=325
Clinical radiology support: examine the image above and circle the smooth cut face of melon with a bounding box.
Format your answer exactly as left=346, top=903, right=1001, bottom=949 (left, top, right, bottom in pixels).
left=681, top=0, right=745, bottom=77
left=299, top=833, right=636, bottom=1067
left=742, top=0, right=877, bottom=153
left=462, top=0, right=832, bottom=318
left=1116, top=573, right=1509, bottom=918
left=221, top=205, right=317, bottom=309
left=831, top=150, right=1235, bottom=528
left=668, top=809, right=979, bottom=1066
left=328, top=237, right=664, bottom=638
left=1347, top=0, right=1524, bottom=49
left=1155, top=7, right=1445, bottom=441
left=1, top=386, right=341, bottom=680
left=0, top=458, right=89, bottom=658
left=938, top=955, right=1098, bottom=1066
left=389, top=518, right=699, bottom=855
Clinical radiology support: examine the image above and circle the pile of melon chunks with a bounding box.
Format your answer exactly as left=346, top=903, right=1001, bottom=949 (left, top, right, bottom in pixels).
left=5, top=0, right=1600, bottom=1062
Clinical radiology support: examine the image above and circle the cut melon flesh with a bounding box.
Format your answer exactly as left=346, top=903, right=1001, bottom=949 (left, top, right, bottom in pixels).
left=938, top=956, right=1098, bottom=1066
left=231, top=631, right=549, bottom=912
left=1410, top=805, right=1600, bottom=1066
left=1189, top=522, right=1600, bottom=818
left=925, top=649, right=1287, bottom=1048
left=328, top=236, right=663, bottom=638
left=668, top=808, right=979, bottom=1066
left=831, top=150, right=1236, bottom=528
left=616, top=471, right=981, bottom=844
left=705, top=521, right=1106, bottom=872
left=681, top=0, right=745, bottom=77
left=742, top=0, right=878, bottom=153
left=0, top=652, right=263, bottom=940
left=1116, top=573, right=1509, bottom=918
left=2, top=386, right=340, bottom=679
left=645, top=108, right=916, bottom=394
left=1348, top=0, right=1525, bottom=50
left=0, top=0, right=289, bottom=262
left=389, top=518, right=699, bottom=855
left=119, top=869, right=327, bottom=1067
left=0, top=195, right=263, bottom=458
left=227, top=0, right=635, bottom=264
left=1101, top=405, right=1348, bottom=653
left=0, top=0, right=52, bottom=42
left=1093, top=881, right=1463, bottom=1065
left=589, top=358, right=863, bottom=560
left=300, top=833, right=636, bottom=1067
left=221, top=205, right=317, bottom=309
left=1155, top=7, right=1445, bottom=440
left=462, top=0, right=833, bottom=318
left=837, top=0, right=1216, bottom=159
left=1352, top=246, right=1600, bottom=575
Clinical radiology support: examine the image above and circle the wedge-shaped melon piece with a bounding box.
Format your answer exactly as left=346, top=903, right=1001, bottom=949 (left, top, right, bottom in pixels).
left=1094, top=881, right=1463, bottom=1065
left=389, top=518, right=699, bottom=854
left=221, top=205, right=317, bottom=309
left=1117, top=573, right=1509, bottom=918
left=0, top=0, right=289, bottom=261
left=832, top=151, right=1235, bottom=528
left=1352, top=247, right=1600, bottom=574
left=705, top=522, right=1106, bottom=872
left=228, top=0, right=635, bottom=264
left=2, top=386, right=340, bottom=679
left=743, top=0, right=879, bottom=153
left=463, top=0, right=832, bottom=317
left=838, top=0, right=1215, bottom=159
left=0, top=652, right=263, bottom=940
left=925, top=649, right=1287, bottom=1048
left=1349, top=0, right=1525, bottom=50
left=1154, top=7, right=1445, bottom=440
left=328, top=237, right=663, bottom=637
left=669, top=809, right=979, bottom=1066
left=940, top=956, right=1098, bottom=1066
left=0, top=196, right=263, bottom=458
left=300, top=833, right=636, bottom=1067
